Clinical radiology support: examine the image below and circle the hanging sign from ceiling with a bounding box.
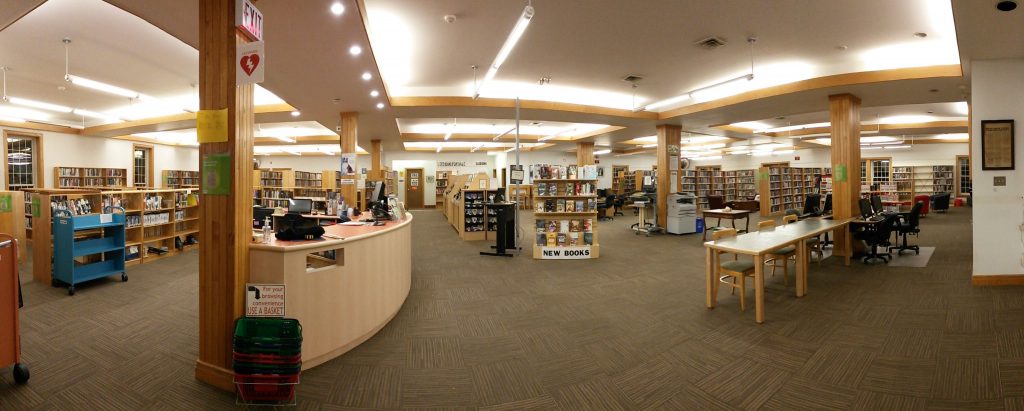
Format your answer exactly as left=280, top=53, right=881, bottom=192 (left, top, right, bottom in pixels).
left=236, top=0, right=263, bottom=41
left=236, top=41, right=265, bottom=85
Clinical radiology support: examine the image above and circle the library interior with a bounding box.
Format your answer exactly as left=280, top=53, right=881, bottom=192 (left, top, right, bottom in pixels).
left=1, top=0, right=1023, bottom=409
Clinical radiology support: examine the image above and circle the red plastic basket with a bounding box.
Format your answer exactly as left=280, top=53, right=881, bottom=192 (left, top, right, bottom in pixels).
left=233, top=351, right=301, bottom=365
left=235, top=373, right=300, bottom=402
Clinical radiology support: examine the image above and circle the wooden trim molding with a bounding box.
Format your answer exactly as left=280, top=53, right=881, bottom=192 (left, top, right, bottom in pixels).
left=0, top=120, right=81, bottom=134
left=972, top=275, right=1024, bottom=286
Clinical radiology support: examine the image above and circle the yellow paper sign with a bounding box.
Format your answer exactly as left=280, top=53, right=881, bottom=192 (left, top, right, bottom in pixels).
left=197, top=109, right=229, bottom=143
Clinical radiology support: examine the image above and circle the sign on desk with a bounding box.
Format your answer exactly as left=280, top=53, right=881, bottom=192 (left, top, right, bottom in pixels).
left=246, top=284, right=286, bottom=317
left=540, top=246, right=591, bottom=259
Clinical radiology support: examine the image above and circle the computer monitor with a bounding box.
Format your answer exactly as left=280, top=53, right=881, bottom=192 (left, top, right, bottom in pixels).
left=802, top=193, right=821, bottom=214
left=870, top=195, right=884, bottom=215
left=822, top=194, right=833, bottom=214
left=287, top=198, right=313, bottom=214
left=371, top=181, right=386, bottom=203
left=253, top=206, right=275, bottom=228
left=858, top=198, right=873, bottom=219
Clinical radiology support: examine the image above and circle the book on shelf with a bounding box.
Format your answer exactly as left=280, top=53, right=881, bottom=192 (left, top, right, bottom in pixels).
left=569, top=220, right=581, bottom=232
left=569, top=232, right=579, bottom=246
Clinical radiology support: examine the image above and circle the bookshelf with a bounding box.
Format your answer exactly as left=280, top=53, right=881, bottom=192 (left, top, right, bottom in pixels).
left=680, top=169, right=696, bottom=197
left=758, top=165, right=823, bottom=216
left=161, top=170, right=199, bottom=188
left=54, top=167, right=128, bottom=189
left=293, top=171, right=323, bottom=188
left=530, top=164, right=600, bottom=260
left=735, top=170, right=757, bottom=200
left=611, top=165, right=629, bottom=195
left=892, top=166, right=914, bottom=204
left=435, top=171, right=450, bottom=198
left=693, top=166, right=720, bottom=209
left=912, top=165, right=954, bottom=195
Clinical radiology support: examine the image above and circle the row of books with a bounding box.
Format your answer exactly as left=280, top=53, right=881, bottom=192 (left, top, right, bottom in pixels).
left=254, top=189, right=294, bottom=200
left=144, top=194, right=166, bottom=210
left=536, top=182, right=595, bottom=196
left=536, top=232, right=594, bottom=247
left=145, top=212, right=170, bottom=225
left=125, top=215, right=142, bottom=228
left=535, top=218, right=594, bottom=233
left=52, top=197, right=93, bottom=216
left=530, top=164, right=599, bottom=180
left=534, top=198, right=597, bottom=213
left=58, top=178, right=82, bottom=187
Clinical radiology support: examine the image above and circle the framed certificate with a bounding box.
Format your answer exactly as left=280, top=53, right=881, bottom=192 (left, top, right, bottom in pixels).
left=981, top=119, right=1015, bottom=170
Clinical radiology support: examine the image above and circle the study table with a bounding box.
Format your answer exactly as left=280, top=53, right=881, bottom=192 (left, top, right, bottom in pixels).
left=704, top=217, right=852, bottom=323
left=700, top=208, right=753, bottom=241
left=250, top=214, right=412, bottom=369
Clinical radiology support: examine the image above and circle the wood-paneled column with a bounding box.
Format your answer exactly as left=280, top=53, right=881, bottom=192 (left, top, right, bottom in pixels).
left=828, top=93, right=861, bottom=258
left=339, top=112, right=358, bottom=206
left=576, top=142, right=595, bottom=166
left=196, top=0, right=254, bottom=391
left=370, top=139, right=383, bottom=179
left=656, top=124, right=681, bottom=227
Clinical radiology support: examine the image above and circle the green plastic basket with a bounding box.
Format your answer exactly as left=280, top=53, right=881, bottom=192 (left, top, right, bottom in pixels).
left=234, top=318, right=302, bottom=345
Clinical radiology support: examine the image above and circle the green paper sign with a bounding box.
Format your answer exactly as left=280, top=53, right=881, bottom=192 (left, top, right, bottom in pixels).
left=31, top=197, right=40, bottom=217
left=758, top=171, right=770, bottom=181
left=202, top=152, right=231, bottom=196
left=835, top=164, right=848, bottom=182
left=0, top=194, right=11, bottom=213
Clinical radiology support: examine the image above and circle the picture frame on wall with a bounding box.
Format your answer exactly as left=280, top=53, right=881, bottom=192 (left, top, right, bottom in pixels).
left=981, top=119, right=1015, bottom=170
left=597, top=167, right=604, bottom=177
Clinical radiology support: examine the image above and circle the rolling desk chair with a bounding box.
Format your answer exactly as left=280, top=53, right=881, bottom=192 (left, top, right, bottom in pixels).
left=853, top=199, right=897, bottom=263
left=707, top=195, right=726, bottom=210
left=931, top=192, right=951, bottom=213
left=613, top=195, right=625, bottom=216
left=889, top=201, right=923, bottom=255
left=597, top=194, right=615, bottom=221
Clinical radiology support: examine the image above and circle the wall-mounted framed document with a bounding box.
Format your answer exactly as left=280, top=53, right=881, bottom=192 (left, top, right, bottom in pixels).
left=981, top=119, right=1015, bottom=170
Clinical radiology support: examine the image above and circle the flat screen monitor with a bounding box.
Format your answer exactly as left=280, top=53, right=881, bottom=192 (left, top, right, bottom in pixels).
left=858, top=198, right=873, bottom=219
left=371, top=182, right=385, bottom=203
left=870, top=195, right=883, bottom=215
left=822, top=194, right=832, bottom=214
left=287, top=198, right=313, bottom=214
left=253, top=206, right=275, bottom=228
left=803, top=193, right=821, bottom=214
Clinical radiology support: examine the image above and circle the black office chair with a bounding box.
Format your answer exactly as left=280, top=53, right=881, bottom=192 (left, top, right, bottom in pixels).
left=858, top=198, right=874, bottom=219
left=889, top=202, right=923, bottom=255
left=821, top=194, right=833, bottom=215
left=855, top=214, right=898, bottom=264
left=870, top=195, right=884, bottom=215
left=613, top=195, right=625, bottom=216
left=931, top=192, right=951, bottom=213
left=597, top=194, right=614, bottom=221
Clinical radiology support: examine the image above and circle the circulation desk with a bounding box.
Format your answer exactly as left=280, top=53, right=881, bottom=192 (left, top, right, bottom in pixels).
left=249, top=214, right=413, bottom=369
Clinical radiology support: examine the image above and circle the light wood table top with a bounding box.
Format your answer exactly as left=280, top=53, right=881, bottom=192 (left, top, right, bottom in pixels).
left=701, top=208, right=752, bottom=217
left=705, top=217, right=851, bottom=255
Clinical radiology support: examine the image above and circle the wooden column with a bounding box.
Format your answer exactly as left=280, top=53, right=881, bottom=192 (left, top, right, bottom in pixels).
left=370, top=139, right=383, bottom=179
left=828, top=93, right=861, bottom=258
left=576, top=142, right=595, bottom=166
left=656, top=124, right=681, bottom=227
left=196, top=0, right=254, bottom=391
left=339, top=112, right=358, bottom=205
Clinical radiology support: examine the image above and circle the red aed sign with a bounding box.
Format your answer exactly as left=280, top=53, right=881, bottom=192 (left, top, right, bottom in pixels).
left=236, top=0, right=263, bottom=41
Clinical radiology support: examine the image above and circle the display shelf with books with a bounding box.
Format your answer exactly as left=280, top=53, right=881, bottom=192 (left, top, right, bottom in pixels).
left=611, top=165, right=629, bottom=195
left=293, top=171, right=323, bottom=188
left=458, top=189, right=488, bottom=241
left=693, top=166, right=721, bottom=209
left=735, top=169, right=757, bottom=200
left=54, top=167, right=128, bottom=189
left=529, top=164, right=600, bottom=259
left=892, top=166, right=914, bottom=204
left=680, top=169, right=696, bottom=197
left=161, top=170, right=199, bottom=188
left=930, top=165, right=955, bottom=193
left=911, top=166, right=936, bottom=195
left=435, top=171, right=450, bottom=198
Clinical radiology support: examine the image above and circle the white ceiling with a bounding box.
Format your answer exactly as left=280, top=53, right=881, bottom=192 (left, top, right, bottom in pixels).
left=952, top=0, right=1024, bottom=75
left=364, top=0, right=960, bottom=112
left=731, top=102, right=969, bottom=131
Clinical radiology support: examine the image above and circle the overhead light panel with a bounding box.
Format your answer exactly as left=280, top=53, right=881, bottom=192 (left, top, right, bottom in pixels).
left=66, top=75, right=146, bottom=100
left=7, top=97, right=72, bottom=113
left=493, top=126, right=516, bottom=141
left=474, top=4, right=534, bottom=98
left=538, top=127, right=574, bottom=142
left=642, top=73, right=753, bottom=112
left=330, top=2, right=345, bottom=15
left=0, top=115, right=25, bottom=123
left=594, top=149, right=611, bottom=155
left=275, top=136, right=296, bottom=143
left=436, top=147, right=442, bottom=153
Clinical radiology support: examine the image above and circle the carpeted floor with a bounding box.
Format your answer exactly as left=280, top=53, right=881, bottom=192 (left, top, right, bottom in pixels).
left=3, top=206, right=1024, bottom=410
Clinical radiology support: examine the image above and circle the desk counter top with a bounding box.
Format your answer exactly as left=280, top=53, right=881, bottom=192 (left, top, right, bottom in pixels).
left=252, top=214, right=413, bottom=252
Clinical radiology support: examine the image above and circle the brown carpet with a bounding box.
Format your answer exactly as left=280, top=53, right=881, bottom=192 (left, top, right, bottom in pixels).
left=2, top=206, right=1023, bottom=410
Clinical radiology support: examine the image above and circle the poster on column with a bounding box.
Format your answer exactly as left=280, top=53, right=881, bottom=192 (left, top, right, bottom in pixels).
left=236, top=41, right=265, bottom=85
left=340, top=153, right=357, bottom=183
left=202, top=153, right=231, bottom=195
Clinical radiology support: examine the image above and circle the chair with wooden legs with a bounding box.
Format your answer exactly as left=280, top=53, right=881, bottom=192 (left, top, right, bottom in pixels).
left=711, top=228, right=756, bottom=311
left=783, top=214, right=823, bottom=263
left=758, top=220, right=797, bottom=286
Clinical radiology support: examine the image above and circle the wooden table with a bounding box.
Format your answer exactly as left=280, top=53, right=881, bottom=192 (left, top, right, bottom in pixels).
left=701, top=208, right=753, bottom=240
left=704, top=218, right=852, bottom=323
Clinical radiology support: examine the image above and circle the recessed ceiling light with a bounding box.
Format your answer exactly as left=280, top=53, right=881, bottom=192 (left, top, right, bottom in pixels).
left=330, top=2, right=345, bottom=15
left=290, top=110, right=300, bottom=117
left=370, top=90, right=379, bottom=97
left=929, top=88, right=939, bottom=93
left=361, top=72, right=372, bottom=81
left=914, top=32, right=928, bottom=38
left=836, top=45, right=848, bottom=51
left=927, top=111, right=934, bottom=114
left=997, top=0, right=1018, bottom=11
left=349, top=45, right=362, bottom=56
left=376, top=102, right=385, bottom=109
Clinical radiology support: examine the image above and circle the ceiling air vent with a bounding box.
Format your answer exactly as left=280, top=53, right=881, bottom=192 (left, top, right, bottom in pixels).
left=695, top=36, right=727, bottom=50
left=622, top=75, right=643, bottom=83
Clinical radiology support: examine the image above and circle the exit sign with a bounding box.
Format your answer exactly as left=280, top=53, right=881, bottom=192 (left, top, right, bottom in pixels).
left=236, top=0, right=263, bottom=41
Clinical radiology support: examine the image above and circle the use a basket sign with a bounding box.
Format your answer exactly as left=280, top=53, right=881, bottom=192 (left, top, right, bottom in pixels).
left=245, top=284, right=286, bottom=317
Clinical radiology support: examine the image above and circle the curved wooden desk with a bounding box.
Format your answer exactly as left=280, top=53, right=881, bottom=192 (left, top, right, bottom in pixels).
left=249, top=214, right=413, bottom=369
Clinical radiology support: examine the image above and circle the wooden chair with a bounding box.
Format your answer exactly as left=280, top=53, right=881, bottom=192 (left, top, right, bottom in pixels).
left=711, top=228, right=756, bottom=311
left=784, top=214, right=823, bottom=263
left=757, top=220, right=796, bottom=286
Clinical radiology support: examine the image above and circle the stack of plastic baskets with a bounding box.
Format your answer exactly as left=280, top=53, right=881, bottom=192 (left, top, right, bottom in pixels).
left=233, top=317, right=302, bottom=405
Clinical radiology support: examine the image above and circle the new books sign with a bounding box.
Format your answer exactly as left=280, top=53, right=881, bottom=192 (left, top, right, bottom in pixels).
left=540, top=246, right=591, bottom=259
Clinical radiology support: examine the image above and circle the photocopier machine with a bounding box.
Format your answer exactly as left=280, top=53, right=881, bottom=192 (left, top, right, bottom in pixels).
left=666, top=192, right=698, bottom=234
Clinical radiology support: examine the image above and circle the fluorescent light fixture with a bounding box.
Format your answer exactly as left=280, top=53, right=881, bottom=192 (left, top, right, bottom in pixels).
left=330, top=2, right=345, bottom=15
left=474, top=4, right=534, bottom=98
left=275, top=136, right=296, bottom=143
left=643, top=73, right=753, bottom=112
left=444, top=132, right=452, bottom=141
left=436, top=147, right=442, bottom=153
left=370, top=90, right=379, bottom=97
left=7, top=97, right=72, bottom=113
left=594, top=149, right=611, bottom=155
left=730, top=121, right=773, bottom=131
left=376, top=102, right=385, bottom=109
left=877, top=115, right=935, bottom=124
left=861, top=136, right=899, bottom=143
left=493, top=127, right=516, bottom=141
left=504, top=147, right=517, bottom=153
left=284, top=150, right=303, bottom=156
left=689, top=73, right=754, bottom=102
left=729, top=149, right=750, bottom=155
left=756, top=122, right=830, bottom=134
left=642, top=144, right=657, bottom=148
left=751, top=151, right=772, bottom=157
left=362, top=72, right=373, bottom=81
left=0, top=105, right=50, bottom=120
left=290, top=110, right=301, bottom=117
left=773, top=149, right=794, bottom=154
left=935, top=133, right=968, bottom=140
left=66, top=75, right=144, bottom=99
left=861, top=146, right=883, bottom=150
left=695, top=155, right=722, bottom=160
left=643, top=94, right=691, bottom=111
left=349, top=45, right=362, bottom=56
left=71, top=108, right=122, bottom=123
left=0, top=115, right=25, bottom=123
left=883, top=145, right=911, bottom=149
left=538, top=127, right=574, bottom=142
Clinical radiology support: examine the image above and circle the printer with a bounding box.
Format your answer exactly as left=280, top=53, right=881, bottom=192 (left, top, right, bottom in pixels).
left=666, top=193, right=697, bottom=234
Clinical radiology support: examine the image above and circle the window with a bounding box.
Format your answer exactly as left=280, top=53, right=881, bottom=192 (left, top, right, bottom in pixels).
left=957, top=156, right=971, bottom=195
left=132, top=145, right=153, bottom=188
left=3, top=131, right=42, bottom=190
left=872, top=159, right=891, bottom=184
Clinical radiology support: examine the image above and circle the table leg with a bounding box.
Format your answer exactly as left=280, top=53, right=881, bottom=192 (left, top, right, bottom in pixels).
left=745, top=216, right=750, bottom=232
left=796, top=240, right=807, bottom=297
left=705, top=247, right=716, bottom=308
left=731, top=218, right=736, bottom=229
left=843, top=227, right=852, bottom=266
left=755, top=254, right=765, bottom=324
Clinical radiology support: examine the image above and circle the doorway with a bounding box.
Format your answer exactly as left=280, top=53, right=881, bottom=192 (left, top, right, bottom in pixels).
left=405, top=168, right=425, bottom=209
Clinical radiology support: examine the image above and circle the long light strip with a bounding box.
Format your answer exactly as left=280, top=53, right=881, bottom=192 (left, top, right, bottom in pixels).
left=66, top=75, right=147, bottom=99
left=594, top=149, right=611, bottom=155
left=72, top=108, right=122, bottom=123
left=493, top=126, right=516, bottom=141
left=275, top=136, right=296, bottom=143
left=538, top=127, right=574, bottom=142
left=642, top=73, right=753, bottom=111
left=7, top=97, right=72, bottom=113
left=0, top=115, right=25, bottom=123
left=474, top=5, right=535, bottom=99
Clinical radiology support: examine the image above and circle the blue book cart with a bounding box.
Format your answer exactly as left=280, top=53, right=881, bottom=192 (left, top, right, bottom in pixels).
left=52, top=206, right=127, bottom=295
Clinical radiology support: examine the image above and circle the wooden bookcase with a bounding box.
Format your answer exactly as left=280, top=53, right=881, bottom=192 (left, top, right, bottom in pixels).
left=531, top=178, right=600, bottom=259
left=611, top=165, right=629, bottom=195
left=758, top=165, right=824, bottom=216
left=54, top=167, right=128, bottom=189
left=162, top=170, right=199, bottom=188
left=435, top=171, right=450, bottom=198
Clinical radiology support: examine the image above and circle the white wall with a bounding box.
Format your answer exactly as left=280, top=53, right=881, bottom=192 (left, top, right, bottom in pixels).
left=2, top=127, right=197, bottom=188
left=971, top=59, right=1024, bottom=277
left=690, top=144, right=967, bottom=172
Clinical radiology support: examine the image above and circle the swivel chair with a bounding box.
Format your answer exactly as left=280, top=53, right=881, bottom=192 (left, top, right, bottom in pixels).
left=707, top=195, right=726, bottom=210
left=931, top=192, right=951, bottom=213
left=597, top=194, right=615, bottom=221
left=889, top=202, right=923, bottom=255
left=855, top=214, right=898, bottom=264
